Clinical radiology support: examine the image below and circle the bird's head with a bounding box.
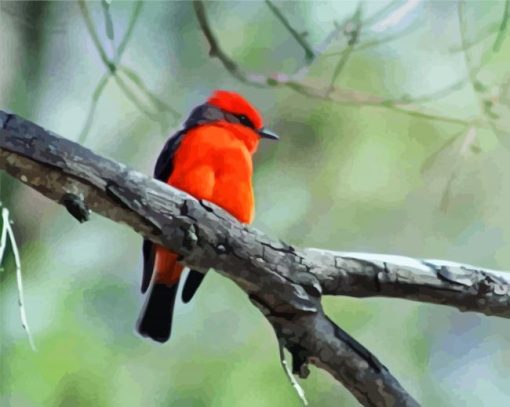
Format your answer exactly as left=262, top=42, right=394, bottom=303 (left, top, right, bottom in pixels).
left=206, top=90, right=279, bottom=153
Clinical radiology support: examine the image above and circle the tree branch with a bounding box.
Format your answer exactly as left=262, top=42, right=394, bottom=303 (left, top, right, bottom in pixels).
left=2, top=110, right=509, bottom=404
left=304, top=250, right=510, bottom=318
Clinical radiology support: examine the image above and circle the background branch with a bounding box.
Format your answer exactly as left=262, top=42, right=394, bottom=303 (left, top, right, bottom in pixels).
left=264, top=0, right=315, bottom=61
left=192, top=0, right=488, bottom=129
left=77, top=0, right=180, bottom=142
left=457, top=1, right=510, bottom=143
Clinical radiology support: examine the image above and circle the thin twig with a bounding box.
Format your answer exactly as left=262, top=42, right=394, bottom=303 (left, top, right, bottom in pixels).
left=78, top=0, right=178, bottom=140
left=384, top=104, right=475, bottom=127
left=385, top=80, right=466, bottom=107
left=438, top=126, right=477, bottom=211
left=287, top=79, right=478, bottom=127
left=0, top=207, right=8, bottom=265
left=192, top=0, right=261, bottom=86
left=101, top=0, right=115, bottom=58
left=420, top=127, right=467, bottom=175
left=78, top=0, right=114, bottom=72
left=265, top=0, right=314, bottom=61
left=322, top=23, right=417, bottom=59
left=78, top=74, right=110, bottom=143
left=114, top=0, right=144, bottom=64
left=101, top=0, right=114, bottom=40
left=118, top=66, right=181, bottom=118
left=458, top=1, right=509, bottom=143
left=278, top=340, right=308, bottom=406
left=113, top=74, right=160, bottom=121
left=1, top=207, right=36, bottom=351
left=291, top=1, right=406, bottom=80
left=327, top=5, right=362, bottom=94
left=290, top=19, right=344, bottom=81
left=493, top=0, right=509, bottom=52
left=449, top=20, right=501, bottom=53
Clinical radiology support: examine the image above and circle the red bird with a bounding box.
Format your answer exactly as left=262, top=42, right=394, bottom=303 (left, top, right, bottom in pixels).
left=137, top=90, right=279, bottom=342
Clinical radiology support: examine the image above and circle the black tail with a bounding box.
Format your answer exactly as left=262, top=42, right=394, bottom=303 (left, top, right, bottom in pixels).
left=137, top=283, right=178, bottom=343
left=181, top=270, right=206, bottom=303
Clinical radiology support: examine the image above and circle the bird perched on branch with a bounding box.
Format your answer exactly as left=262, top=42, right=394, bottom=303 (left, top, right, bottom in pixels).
left=137, top=90, right=279, bottom=342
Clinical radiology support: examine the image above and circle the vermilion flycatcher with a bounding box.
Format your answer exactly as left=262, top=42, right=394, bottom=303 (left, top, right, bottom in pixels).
left=137, top=90, right=279, bottom=342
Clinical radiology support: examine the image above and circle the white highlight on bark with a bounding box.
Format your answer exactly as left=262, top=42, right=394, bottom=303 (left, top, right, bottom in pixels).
left=329, top=250, right=509, bottom=280
left=0, top=207, right=36, bottom=351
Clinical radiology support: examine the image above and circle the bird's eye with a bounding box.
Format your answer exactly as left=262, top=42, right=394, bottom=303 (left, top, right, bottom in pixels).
left=237, top=114, right=255, bottom=129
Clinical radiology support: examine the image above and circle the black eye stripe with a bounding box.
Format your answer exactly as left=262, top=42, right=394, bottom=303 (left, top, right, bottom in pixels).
left=196, top=105, right=257, bottom=130
left=235, top=114, right=255, bottom=129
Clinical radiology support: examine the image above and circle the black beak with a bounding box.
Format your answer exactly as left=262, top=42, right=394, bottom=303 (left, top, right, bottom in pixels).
left=258, top=128, right=279, bottom=140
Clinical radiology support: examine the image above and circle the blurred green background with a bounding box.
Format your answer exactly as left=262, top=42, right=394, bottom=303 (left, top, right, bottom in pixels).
left=1, top=1, right=509, bottom=406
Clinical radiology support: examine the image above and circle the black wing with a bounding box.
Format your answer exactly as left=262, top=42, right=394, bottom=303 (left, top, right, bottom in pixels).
left=141, top=130, right=185, bottom=293
left=141, top=103, right=229, bottom=293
